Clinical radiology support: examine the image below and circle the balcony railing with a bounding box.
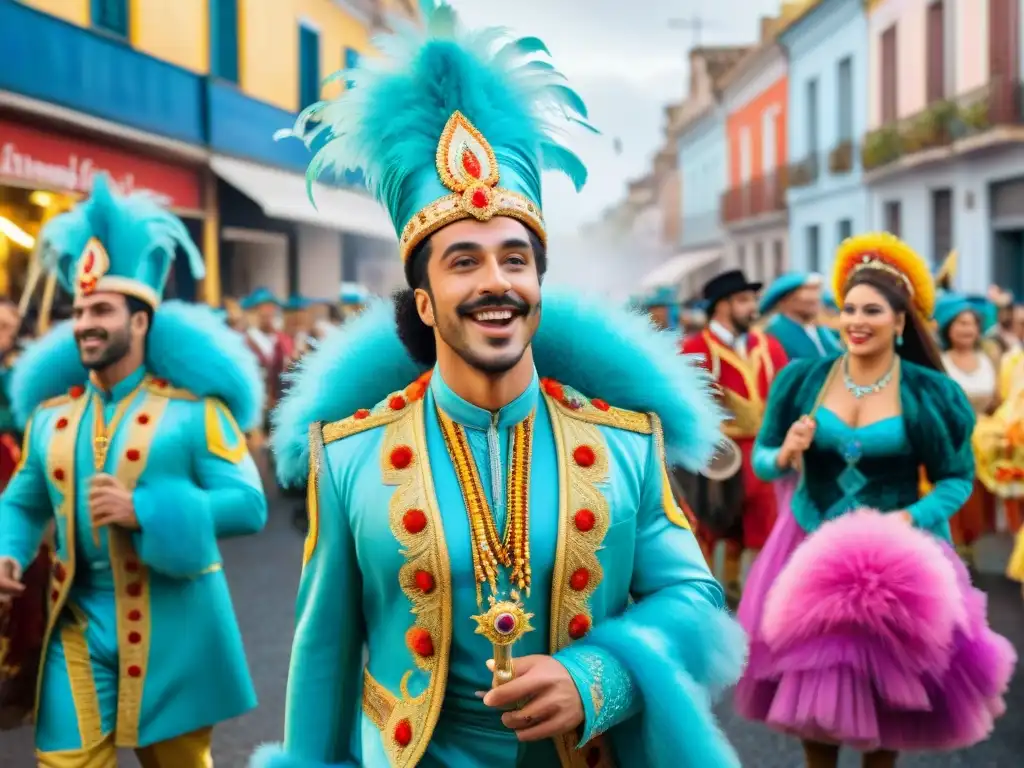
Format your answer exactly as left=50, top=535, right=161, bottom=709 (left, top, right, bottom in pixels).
left=787, top=153, right=820, bottom=189
left=862, top=76, right=1024, bottom=172
left=720, top=173, right=788, bottom=223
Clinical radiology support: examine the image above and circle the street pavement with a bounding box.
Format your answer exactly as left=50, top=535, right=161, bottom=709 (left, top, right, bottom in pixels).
left=2, top=485, right=1022, bottom=767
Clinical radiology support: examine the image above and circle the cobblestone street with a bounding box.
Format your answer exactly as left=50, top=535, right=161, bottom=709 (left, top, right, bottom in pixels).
left=2, top=487, right=1022, bottom=767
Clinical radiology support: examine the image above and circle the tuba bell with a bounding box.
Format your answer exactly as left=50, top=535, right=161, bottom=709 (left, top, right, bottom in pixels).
left=703, top=434, right=743, bottom=481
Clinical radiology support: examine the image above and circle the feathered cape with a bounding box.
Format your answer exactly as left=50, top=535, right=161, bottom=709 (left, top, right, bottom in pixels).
left=272, top=288, right=724, bottom=487
left=10, top=301, right=263, bottom=431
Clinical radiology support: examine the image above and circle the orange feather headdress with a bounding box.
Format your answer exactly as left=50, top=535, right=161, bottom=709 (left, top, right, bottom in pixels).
left=832, top=232, right=936, bottom=319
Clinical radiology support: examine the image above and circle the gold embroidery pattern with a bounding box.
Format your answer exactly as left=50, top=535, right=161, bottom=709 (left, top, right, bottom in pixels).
left=379, top=401, right=451, bottom=767
left=143, top=378, right=198, bottom=401
left=545, top=393, right=616, bottom=768
left=362, top=668, right=398, bottom=729
left=110, top=392, right=170, bottom=746
left=37, top=394, right=89, bottom=719
left=60, top=604, right=104, bottom=748
left=303, top=423, right=323, bottom=567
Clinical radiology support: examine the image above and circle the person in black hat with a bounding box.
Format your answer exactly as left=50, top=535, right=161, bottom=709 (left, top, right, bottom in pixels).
left=681, top=269, right=789, bottom=599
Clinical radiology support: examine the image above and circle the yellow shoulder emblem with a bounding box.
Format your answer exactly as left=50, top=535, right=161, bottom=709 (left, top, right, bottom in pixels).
left=323, top=373, right=432, bottom=445
left=39, top=393, right=72, bottom=410
left=540, top=378, right=652, bottom=435
left=145, top=376, right=199, bottom=401
left=204, top=398, right=248, bottom=463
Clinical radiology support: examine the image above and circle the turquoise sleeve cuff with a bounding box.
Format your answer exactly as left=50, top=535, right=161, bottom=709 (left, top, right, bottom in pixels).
left=908, top=476, right=974, bottom=530
left=133, top=480, right=220, bottom=578
left=555, top=644, right=641, bottom=745
left=752, top=445, right=788, bottom=482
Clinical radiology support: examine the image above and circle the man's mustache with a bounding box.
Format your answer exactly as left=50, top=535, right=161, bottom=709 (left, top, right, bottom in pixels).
left=75, top=330, right=108, bottom=343
left=456, top=294, right=531, bottom=318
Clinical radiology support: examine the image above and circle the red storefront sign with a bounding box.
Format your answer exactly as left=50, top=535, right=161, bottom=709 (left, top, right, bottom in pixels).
left=0, top=118, right=202, bottom=212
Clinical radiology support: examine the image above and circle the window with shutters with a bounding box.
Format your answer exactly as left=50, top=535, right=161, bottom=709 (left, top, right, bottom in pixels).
left=210, top=0, right=240, bottom=84
left=806, top=225, right=821, bottom=272
left=926, top=1, right=945, bottom=103
left=774, top=239, right=786, bottom=276
left=762, top=107, right=777, bottom=173
left=837, top=218, right=853, bottom=246
left=931, top=188, right=953, bottom=267
left=92, top=0, right=128, bottom=37
left=299, top=24, right=321, bottom=110
left=880, top=25, right=898, bottom=124
left=884, top=200, right=902, bottom=236
left=806, top=78, right=819, bottom=154
left=989, top=0, right=1020, bottom=123
left=837, top=57, right=853, bottom=142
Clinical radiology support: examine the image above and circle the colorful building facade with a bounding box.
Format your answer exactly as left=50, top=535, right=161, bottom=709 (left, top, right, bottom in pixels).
left=863, top=0, right=1024, bottom=295
left=780, top=0, right=869, bottom=277
left=720, top=33, right=789, bottom=283
left=0, top=0, right=411, bottom=316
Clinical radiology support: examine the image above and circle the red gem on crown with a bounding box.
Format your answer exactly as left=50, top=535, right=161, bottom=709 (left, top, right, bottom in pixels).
left=462, top=148, right=482, bottom=179
left=471, top=188, right=489, bottom=209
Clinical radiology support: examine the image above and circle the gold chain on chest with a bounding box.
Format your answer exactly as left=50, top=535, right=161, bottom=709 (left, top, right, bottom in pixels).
left=89, top=385, right=142, bottom=545
left=436, top=407, right=534, bottom=607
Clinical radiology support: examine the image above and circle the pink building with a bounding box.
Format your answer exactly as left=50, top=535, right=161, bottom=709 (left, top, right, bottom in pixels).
left=864, top=0, right=1024, bottom=295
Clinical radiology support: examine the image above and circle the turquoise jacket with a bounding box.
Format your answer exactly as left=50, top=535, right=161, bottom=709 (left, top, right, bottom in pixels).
left=0, top=301, right=268, bottom=747
left=764, top=314, right=842, bottom=361
left=254, top=289, right=748, bottom=768
left=752, top=356, right=976, bottom=540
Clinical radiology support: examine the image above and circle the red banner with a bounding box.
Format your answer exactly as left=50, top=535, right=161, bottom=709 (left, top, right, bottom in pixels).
left=0, top=118, right=202, bottom=211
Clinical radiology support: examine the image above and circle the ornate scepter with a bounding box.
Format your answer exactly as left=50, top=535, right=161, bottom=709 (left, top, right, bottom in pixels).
left=472, top=595, right=533, bottom=689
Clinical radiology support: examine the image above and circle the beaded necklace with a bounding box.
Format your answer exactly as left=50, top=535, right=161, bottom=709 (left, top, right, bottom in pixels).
left=436, top=406, right=534, bottom=608
left=842, top=354, right=896, bottom=399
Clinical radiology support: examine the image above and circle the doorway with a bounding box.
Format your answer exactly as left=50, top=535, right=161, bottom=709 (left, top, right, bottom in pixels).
left=992, top=228, right=1024, bottom=298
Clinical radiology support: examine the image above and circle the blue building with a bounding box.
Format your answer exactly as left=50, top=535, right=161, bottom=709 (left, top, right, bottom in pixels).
left=780, top=0, right=869, bottom=276
left=678, top=108, right=728, bottom=254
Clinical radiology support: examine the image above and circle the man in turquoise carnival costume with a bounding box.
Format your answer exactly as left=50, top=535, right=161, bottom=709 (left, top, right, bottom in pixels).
left=252, top=3, right=746, bottom=768
left=0, top=174, right=268, bottom=766
left=759, top=272, right=841, bottom=360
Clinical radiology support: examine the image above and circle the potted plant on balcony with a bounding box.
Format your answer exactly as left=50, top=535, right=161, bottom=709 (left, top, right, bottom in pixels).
left=959, top=98, right=991, bottom=134
left=788, top=160, right=812, bottom=188
left=905, top=100, right=957, bottom=150
left=828, top=140, right=853, bottom=174
left=861, top=126, right=902, bottom=171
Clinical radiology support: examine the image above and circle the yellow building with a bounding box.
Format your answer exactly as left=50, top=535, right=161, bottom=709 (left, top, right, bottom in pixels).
left=1, top=1, right=412, bottom=314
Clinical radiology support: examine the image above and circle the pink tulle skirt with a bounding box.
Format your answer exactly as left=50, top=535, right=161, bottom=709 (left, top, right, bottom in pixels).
left=734, top=488, right=1017, bottom=752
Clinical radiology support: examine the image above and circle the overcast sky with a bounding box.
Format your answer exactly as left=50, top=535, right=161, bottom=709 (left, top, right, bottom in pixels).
left=447, top=0, right=784, bottom=234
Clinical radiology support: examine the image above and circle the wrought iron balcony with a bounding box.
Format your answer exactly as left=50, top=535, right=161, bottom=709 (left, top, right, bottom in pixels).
left=720, top=173, right=788, bottom=223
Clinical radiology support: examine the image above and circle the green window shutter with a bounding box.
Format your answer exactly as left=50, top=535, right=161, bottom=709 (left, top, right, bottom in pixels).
left=210, top=0, right=240, bottom=83
left=92, top=0, right=128, bottom=37
left=299, top=25, right=321, bottom=109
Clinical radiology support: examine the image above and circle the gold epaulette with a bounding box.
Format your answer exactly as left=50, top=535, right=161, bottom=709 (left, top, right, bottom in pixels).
left=540, top=378, right=652, bottom=434
left=322, top=373, right=433, bottom=445
left=39, top=393, right=72, bottom=410
left=144, top=376, right=198, bottom=401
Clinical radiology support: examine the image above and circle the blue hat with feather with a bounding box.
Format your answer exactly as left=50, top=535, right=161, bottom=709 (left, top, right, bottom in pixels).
left=284, top=294, right=313, bottom=312
left=240, top=287, right=281, bottom=311
left=642, top=286, right=678, bottom=309
left=759, top=272, right=823, bottom=315
left=277, top=0, right=592, bottom=283
left=933, top=292, right=980, bottom=346
left=39, top=173, right=204, bottom=308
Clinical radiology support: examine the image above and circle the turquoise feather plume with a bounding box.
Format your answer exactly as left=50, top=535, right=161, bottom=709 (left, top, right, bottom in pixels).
left=275, top=0, right=595, bottom=237
left=39, top=174, right=204, bottom=299
left=272, top=289, right=724, bottom=488
left=9, top=301, right=263, bottom=431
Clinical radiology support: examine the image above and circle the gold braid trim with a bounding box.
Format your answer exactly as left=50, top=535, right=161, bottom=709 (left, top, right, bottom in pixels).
left=545, top=392, right=616, bottom=768
left=541, top=379, right=652, bottom=435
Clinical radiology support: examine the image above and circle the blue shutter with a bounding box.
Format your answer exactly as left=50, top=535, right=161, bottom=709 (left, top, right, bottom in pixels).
left=344, top=47, right=360, bottom=89
left=210, top=0, right=240, bottom=84
left=299, top=25, right=321, bottom=109
left=92, top=0, right=128, bottom=37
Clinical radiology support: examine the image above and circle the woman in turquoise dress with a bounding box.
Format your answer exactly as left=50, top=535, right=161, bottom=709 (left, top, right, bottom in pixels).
left=734, top=233, right=1016, bottom=768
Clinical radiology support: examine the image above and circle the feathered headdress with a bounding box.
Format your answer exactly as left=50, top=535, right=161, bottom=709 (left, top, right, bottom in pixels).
left=275, top=0, right=594, bottom=275
left=936, top=249, right=957, bottom=291
left=833, top=232, right=936, bottom=319
left=39, top=173, right=204, bottom=308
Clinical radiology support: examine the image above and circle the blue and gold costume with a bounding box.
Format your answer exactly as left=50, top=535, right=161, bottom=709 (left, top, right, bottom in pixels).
left=0, top=176, right=268, bottom=765
left=252, top=3, right=746, bottom=767
left=760, top=273, right=841, bottom=360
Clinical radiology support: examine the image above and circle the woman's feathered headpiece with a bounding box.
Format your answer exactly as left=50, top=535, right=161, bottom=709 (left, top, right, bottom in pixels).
left=39, top=174, right=204, bottom=308
left=275, top=1, right=594, bottom=271
left=833, top=232, right=936, bottom=319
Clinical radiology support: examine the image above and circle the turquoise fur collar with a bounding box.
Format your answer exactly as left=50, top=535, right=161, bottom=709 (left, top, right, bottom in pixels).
left=272, top=288, right=723, bottom=487
left=10, top=301, right=264, bottom=430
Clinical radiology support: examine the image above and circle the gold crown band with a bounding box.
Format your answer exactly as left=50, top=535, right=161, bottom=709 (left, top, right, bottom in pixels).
left=398, top=187, right=545, bottom=263
left=850, top=258, right=915, bottom=297
left=81, top=276, right=161, bottom=309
